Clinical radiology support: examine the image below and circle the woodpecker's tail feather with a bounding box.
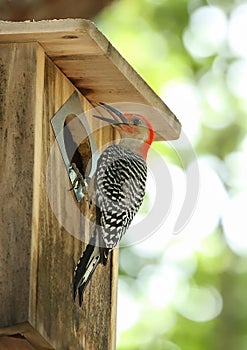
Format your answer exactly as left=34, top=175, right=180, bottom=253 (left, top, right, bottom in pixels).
left=73, top=243, right=100, bottom=306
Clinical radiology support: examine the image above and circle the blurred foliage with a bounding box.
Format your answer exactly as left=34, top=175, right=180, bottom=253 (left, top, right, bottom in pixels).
left=95, top=0, right=247, bottom=349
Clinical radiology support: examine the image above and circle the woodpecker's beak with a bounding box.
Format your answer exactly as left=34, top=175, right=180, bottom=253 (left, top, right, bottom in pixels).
left=93, top=102, right=128, bottom=126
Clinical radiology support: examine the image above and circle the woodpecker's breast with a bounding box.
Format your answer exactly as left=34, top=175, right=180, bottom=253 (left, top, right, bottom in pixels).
left=95, top=144, right=147, bottom=248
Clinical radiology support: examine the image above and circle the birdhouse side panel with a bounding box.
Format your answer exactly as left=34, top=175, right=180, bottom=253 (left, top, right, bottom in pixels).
left=32, top=55, right=118, bottom=349
left=0, top=43, right=44, bottom=328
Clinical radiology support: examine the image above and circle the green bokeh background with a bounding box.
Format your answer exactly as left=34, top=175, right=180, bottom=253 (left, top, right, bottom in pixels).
left=94, top=1, right=247, bottom=349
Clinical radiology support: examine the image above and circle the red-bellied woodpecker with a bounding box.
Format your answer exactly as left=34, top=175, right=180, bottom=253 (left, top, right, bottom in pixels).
left=73, top=103, right=154, bottom=305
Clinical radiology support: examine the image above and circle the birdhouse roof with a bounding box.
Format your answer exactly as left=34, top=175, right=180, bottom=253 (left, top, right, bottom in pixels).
left=0, top=19, right=181, bottom=141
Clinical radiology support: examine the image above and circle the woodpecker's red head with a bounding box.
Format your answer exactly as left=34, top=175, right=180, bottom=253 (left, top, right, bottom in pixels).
left=93, top=103, right=154, bottom=159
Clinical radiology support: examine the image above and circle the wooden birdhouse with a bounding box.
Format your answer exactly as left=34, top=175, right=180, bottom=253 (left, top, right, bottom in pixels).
left=0, top=19, right=181, bottom=349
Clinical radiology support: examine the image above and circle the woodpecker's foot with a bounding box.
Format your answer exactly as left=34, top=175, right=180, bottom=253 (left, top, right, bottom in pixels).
left=69, top=163, right=89, bottom=201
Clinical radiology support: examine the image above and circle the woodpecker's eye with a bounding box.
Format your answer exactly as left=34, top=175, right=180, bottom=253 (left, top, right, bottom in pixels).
left=133, top=118, right=142, bottom=126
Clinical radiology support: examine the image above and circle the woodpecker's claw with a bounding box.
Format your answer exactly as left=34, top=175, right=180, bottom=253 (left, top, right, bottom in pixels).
left=69, top=163, right=89, bottom=200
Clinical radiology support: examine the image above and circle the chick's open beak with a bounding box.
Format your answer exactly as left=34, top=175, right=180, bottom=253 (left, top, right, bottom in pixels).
left=93, top=102, right=128, bottom=126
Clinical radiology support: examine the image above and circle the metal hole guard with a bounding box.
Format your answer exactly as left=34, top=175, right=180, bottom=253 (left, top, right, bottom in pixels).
left=50, top=92, right=100, bottom=202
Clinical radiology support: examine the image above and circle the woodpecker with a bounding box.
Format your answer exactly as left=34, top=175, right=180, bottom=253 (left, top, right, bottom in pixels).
left=73, top=103, right=154, bottom=305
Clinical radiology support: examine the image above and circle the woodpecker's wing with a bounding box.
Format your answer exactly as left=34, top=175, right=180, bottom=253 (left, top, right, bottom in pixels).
left=73, top=145, right=147, bottom=305
left=95, top=144, right=147, bottom=249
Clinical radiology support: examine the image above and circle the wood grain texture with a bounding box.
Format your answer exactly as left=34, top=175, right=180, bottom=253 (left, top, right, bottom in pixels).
left=0, top=42, right=44, bottom=328
left=32, top=54, right=118, bottom=349
left=0, top=322, right=54, bottom=349
left=0, top=42, right=118, bottom=349
left=0, top=19, right=181, bottom=141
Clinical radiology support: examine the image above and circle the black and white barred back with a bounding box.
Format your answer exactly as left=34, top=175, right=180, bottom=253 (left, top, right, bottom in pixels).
left=73, top=144, right=147, bottom=305
left=95, top=144, right=147, bottom=249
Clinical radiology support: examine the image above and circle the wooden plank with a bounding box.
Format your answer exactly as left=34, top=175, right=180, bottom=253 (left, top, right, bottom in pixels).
left=0, top=337, right=36, bottom=350
left=0, top=42, right=118, bottom=348
left=32, top=53, right=118, bottom=349
left=0, top=19, right=181, bottom=141
left=29, top=39, right=46, bottom=331
left=109, top=249, right=118, bottom=350
left=0, top=322, right=54, bottom=349
left=0, top=42, right=44, bottom=328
